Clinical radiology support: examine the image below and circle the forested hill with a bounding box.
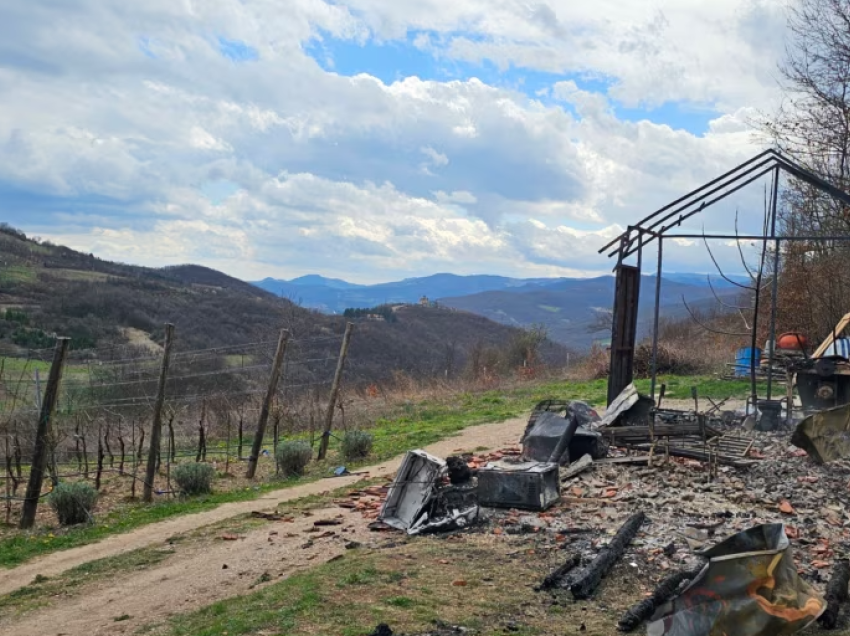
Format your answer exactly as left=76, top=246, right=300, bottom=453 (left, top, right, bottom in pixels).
left=0, top=226, right=566, bottom=380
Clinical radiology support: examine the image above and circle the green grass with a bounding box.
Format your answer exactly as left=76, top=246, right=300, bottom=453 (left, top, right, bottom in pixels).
left=634, top=375, right=767, bottom=401
left=0, top=373, right=757, bottom=570
left=0, top=356, right=53, bottom=375
left=0, top=265, right=36, bottom=284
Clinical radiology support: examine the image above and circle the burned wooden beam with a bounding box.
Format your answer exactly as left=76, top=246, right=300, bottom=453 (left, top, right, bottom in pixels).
left=537, top=553, right=581, bottom=591
left=819, top=559, right=850, bottom=629
left=561, top=454, right=593, bottom=481
left=617, top=567, right=702, bottom=632
left=600, top=423, right=722, bottom=441
left=570, top=512, right=647, bottom=600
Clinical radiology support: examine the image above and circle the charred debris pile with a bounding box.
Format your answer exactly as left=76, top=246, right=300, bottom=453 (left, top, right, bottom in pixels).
left=345, top=384, right=850, bottom=635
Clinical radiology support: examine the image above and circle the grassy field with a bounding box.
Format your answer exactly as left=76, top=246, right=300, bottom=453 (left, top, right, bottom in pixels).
left=0, top=374, right=758, bottom=569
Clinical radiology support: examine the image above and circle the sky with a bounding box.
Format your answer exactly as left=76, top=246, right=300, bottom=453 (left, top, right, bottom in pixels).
left=0, top=1, right=790, bottom=284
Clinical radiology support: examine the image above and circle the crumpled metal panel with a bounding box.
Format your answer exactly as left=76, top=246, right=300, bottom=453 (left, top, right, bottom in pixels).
left=648, top=524, right=824, bottom=636
left=791, top=403, right=850, bottom=463
left=378, top=450, right=446, bottom=531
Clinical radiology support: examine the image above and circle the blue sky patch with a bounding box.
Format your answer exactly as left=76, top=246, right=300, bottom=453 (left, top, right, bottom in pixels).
left=304, top=31, right=718, bottom=135
left=138, top=37, right=157, bottom=59
left=199, top=180, right=240, bottom=205
left=218, top=37, right=259, bottom=62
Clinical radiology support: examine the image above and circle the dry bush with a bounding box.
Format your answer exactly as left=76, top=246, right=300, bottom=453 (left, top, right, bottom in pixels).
left=276, top=441, right=312, bottom=477
left=340, top=430, right=373, bottom=461
left=49, top=482, right=98, bottom=525
left=172, top=463, right=215, bottom=496
left=571, top=344, right=610, bottom=381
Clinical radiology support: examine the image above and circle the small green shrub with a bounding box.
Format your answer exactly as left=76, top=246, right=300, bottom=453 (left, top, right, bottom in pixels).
left=172, top=462, right=215, bottom=496
left=340, top=431, right=373, bottom=461
left=276, top=441, right=312, bottom=477
left=48, top=482, right=98, bottom=526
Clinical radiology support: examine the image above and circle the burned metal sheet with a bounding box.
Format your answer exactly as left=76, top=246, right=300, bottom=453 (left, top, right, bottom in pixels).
left=599, top=383, right=641, bottom=427
left=378, top=450, right=446, bottom=531
left=791, top=403, right=850, bottom=464
left=523, top=411, right=608, bottom=463
left=648, top=524, right=824, bottom=636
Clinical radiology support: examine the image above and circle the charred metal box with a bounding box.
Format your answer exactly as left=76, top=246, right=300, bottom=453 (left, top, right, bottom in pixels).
left=476, top=461, right=560, bottom=511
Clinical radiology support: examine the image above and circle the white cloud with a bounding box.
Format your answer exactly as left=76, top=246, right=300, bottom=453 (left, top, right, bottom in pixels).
left=0, top=0, right=785, bottom=282
left=434, top=190, right=477, bottom=205
left=189, top=127, right=232, bottom=152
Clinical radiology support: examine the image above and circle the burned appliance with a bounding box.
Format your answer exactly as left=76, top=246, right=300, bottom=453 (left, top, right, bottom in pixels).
left=477, top=460, right=560, bottom=511
left=794, top=356, right=850, bottom=414
left=378, top=450, right=478, bottom=535
left=522, top=406, right=608, bottom=463
left=379, top=450, right=447, bottom=531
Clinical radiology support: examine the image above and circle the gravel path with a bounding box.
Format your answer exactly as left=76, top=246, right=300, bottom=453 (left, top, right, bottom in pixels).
left=0, top=416, right=527, bottom=636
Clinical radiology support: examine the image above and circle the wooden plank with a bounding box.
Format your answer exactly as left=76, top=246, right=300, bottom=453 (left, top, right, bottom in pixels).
left=814, top=312, right=850, bottom=358
left=561, top=454, right=594, bottom=481
left=593, top=455, right=651, bottom=465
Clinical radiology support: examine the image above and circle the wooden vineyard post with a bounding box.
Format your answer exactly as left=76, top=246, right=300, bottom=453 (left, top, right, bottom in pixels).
left=246, top=329, right=290, bottom=479
left=143, top=323, right=175, bottom=503
left=20, top=337, right=70, bottom=530
left=4, top=436, right=11, bottom=525
left=317, top=323, right=354, bottom=461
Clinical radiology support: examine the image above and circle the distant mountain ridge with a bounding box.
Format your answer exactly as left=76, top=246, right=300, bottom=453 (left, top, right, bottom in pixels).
left=252, top=272, right=746, bottom=350
left=0, top=227, right=569, bottom=381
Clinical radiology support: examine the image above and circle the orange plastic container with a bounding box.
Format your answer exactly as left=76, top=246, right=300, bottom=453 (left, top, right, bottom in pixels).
left=777, top=332, right=807, bottom=350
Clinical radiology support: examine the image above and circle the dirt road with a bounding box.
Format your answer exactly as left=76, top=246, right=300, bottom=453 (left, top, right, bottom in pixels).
left=1, top=416, right=527, bottom=636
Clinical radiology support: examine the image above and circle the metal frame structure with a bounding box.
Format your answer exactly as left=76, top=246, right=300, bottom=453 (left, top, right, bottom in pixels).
left=598, top=149, right=850, bottom=408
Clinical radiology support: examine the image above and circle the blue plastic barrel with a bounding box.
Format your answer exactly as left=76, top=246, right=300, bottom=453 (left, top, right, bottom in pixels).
left=734, top=347, right=762, bottom=377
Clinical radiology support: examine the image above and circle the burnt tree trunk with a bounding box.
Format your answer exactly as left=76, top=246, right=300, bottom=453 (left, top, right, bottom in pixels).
left=570, top=512, right=647, bottom=600
left=820, top=559, right=850, bottom=629
left=537, top=553, right=581, bottom=591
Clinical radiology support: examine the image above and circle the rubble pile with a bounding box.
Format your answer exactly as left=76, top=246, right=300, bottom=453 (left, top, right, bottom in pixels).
left=327, top=390, right=850, bottom=633
left=334, top=434, right=850, bottom=577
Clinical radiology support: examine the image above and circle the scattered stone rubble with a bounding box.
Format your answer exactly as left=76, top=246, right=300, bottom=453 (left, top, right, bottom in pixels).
left=332, top=421, right=850, bottom=632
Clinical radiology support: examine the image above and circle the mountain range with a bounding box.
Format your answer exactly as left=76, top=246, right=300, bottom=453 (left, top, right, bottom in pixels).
left=252, top=273, right=747, bottom=350
left=0, top=227, right=568, bottom=381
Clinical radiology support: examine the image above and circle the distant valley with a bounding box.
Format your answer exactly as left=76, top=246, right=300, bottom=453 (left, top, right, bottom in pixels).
left=253, top=273, right=746, bottom=350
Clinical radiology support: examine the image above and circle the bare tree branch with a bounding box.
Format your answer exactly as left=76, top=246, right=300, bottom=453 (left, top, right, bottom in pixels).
left=681, top=296, right=751, bottom=336
left=701, top=231, right=756, bottom=291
